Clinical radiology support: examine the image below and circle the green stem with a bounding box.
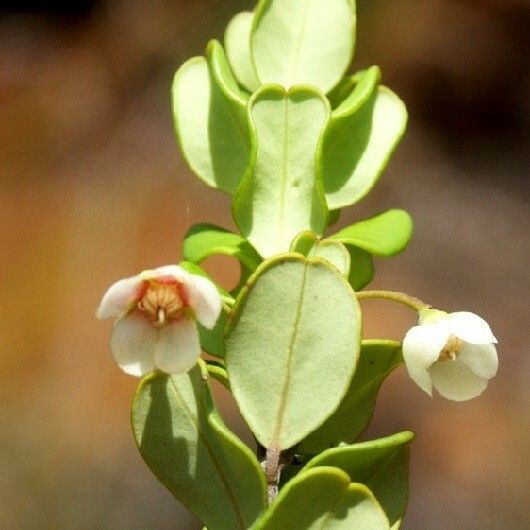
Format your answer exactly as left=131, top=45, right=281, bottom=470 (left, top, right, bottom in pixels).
left=356, top=290, right=430, bottom=312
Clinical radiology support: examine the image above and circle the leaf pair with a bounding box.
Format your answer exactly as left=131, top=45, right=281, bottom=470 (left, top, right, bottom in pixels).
left=226, top=0, right=356, bottom=95
left=132, top=363, right=266, bottom=530
left=173, top=0, right=408, bottom=259
left=290, top=209, right=413, bottom=291
left=133, top=255, right=410, bottom=529
left=132, top=364, right=411, bottom=530
left=258, top=431, right=413, bottom=529
left=328, top=208, right=414, bottom=290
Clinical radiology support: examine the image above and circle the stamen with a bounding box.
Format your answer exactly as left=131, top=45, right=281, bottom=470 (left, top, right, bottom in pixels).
left=137, top=281, right=185, bottom=325
left=439, top=335, right=464, bottom=362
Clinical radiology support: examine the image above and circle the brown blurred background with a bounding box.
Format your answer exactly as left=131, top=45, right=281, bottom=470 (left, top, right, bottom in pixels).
left=1, top=0, right=529, bottom=528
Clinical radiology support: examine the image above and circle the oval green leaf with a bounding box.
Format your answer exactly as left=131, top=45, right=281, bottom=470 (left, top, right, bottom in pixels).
left=298, top=340, right=403, bottom=453
left=305, top=431, right=414, bottom=528
left=290, top=231, right=350, bottom=276
left=233, top=85, right=329, bottom=258
left=322, top=86, right=408, bottom=209
left=347, top=246, right=375, bottom=291
left=206, top=360, right=230, bottom=390
left=132, top=363, right=267, bottom=530
left=225, top=11, right=261, bottom=92
left=251, top=0, right=356, bottom=94
left=253, top=467, right=389, bottom=529
left=226, top=255, right=361, bottom=450
left=333, top=66, right=381, bottom=119
left=172, top=43, right=251, bottom=194
left=330, top=209, right=413, bottom=257
left=307, top=240, right=350, bottom=276
left=183, top=223, right=262, bottom=271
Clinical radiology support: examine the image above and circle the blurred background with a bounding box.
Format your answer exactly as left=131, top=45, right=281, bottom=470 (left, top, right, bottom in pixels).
left=1, top=0, right=529, bottom=528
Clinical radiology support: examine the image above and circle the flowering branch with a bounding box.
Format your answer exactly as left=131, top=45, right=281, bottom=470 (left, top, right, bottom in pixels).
left=96, top=0, right=499, bottom=527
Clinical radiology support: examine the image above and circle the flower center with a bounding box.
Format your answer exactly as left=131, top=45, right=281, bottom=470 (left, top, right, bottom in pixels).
left=137, top=282, right=185, bottom=327
left=438, top=334, right=464, bottom=361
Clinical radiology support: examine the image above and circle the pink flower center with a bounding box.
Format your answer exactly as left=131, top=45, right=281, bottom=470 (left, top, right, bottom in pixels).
left=137, top=281, right=186, bottom=327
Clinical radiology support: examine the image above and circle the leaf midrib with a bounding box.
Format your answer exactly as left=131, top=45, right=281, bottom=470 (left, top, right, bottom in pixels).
left=276, top=96, right=291, bottom=247
left=286, top=0, right=310, bottom=86
left=168, top=377, right=247, bottom=530
left=270, top=261, right=309, bottom=449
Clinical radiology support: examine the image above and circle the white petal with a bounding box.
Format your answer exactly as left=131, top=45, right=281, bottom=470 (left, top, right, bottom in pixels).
left=150, top=264, right=192, bottom=283
left=96, top=275, right=143, bottom=319
left=458, top=343, right=498, bottom=380
left=402, top=323, right=450, bottom=396
left=429, top=358, right=488, bottom=401
left=447, top=311, right=497, bottom=344
left=184, top=274, right=222, bottom=329
left=110, top=312, right=157, bottom=377
left=153, top=318, right=201, bottom=374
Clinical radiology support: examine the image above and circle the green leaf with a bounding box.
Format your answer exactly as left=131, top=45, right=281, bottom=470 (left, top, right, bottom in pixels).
left=179, top=260, right=234, bottom=306
left=183, top=223, right=262, bottom=271
left=333, top=66, right=381, bottom=119
left=347, top=246, right=374, bottom=291
left=322, top=86, right=408, bottom=209
left=304, top=431, right=414, bottom=528
left=208, top=40, right=247, bottom=105
left=206, top=360, right=230, bottom=390
left=233, top=85, right=329, bottom=258
left=225, top=11, right=260, bottom=92
left=179, top=260, right=231, bottom=358
left=132, top=363, right=267, bottom=530
left=307, top=241, right=350, bottom=277
left=327, top=208, right=341, bottom=228
left=253, top=467, right=389, bottom=529
left=172, top=42, right=252, bottom=194
left=330, top=209, right=413, bottom=257
left=251, top=0, right=356, bottom=94
left=226, top=254, right=361, bottom=450
left=290, top=230, right=319, bottom=256
left=198, top=307, right=228, bottom=359
left=298, top=340, right=403, bottom=453
left=290, top=231, right=350, bottom=276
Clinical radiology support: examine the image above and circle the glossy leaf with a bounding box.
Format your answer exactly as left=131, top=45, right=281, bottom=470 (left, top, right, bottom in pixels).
left=225, top=11, right=260, bottom=92
left=298, top=340, right=403, bottom=453
left=172, top=42, right=251, bottom=194
left=132, top=363, right=267, bottom=530
left=305, top=431, right=414, bottom=528
left=347, top=246, right=375, bottom=291
left=251, top=0, right=356, bottom=94
left=253, top=467, right=389, bottom=529
left=323, top=86, right=408, bottom=209
left=226, top=255, right=361, bottom=450
left=233, top=85, right=329, bottom=258
left=330, top=209, right=413, bottom=257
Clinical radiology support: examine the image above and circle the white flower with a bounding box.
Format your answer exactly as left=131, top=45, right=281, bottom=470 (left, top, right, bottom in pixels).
left=97, top=265, right=222, bottom=377
left=403, top=310, right=498, bottom=401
